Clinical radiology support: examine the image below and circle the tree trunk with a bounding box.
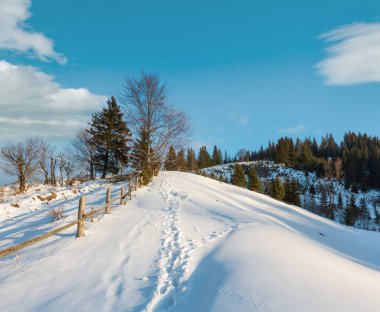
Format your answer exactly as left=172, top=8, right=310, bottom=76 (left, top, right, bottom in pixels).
left=19, top=174, right=26, bottom=193
left=50, top=158, right=56, bottom=185
left=90, top=159, right=95, bottom=180
left=102, top=150, right=109, bottom=179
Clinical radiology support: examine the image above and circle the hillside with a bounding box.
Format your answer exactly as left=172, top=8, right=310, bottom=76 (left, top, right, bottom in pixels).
left=0, top=172, right=379, bottom=311
left=202, top=160, right=380, bottom=231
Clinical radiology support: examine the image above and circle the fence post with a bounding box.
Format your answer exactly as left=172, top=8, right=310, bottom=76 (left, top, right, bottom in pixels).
left=105, top=188, right=111, bottom=214
left=76, top=195, right=85, bottom=237
left=120, top=185, right=125, bottom=205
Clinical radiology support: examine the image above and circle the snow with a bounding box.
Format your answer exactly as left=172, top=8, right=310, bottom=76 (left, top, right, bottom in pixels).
left=0, top=171, right=379, bottom=311
left=202, top=160, right=380, bottom=230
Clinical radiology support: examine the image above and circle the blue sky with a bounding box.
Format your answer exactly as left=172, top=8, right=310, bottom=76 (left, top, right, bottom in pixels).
left=1, top=0, right=380, bottom=157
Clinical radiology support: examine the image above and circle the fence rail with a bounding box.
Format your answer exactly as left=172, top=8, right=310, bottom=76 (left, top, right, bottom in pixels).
left=0, top=171, right=143, bottom=259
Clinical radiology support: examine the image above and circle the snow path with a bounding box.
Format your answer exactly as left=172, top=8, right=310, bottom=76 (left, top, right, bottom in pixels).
left=0, top=172, right=379, bottom=311
left=147, top=176, right=188, bottom=311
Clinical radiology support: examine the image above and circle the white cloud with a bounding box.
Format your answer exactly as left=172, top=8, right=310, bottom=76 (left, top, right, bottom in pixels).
left=279, top=124, right=306, bottom=135
left=317, top=23, right=380, bottom=85
left=0, top=0, right=66, bottom=63
left=0, top=60, right=106, bottom=142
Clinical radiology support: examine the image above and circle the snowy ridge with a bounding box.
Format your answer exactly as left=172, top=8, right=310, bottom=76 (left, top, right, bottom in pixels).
left=0, top=172, right=379, bottom=311
left=202, top=160, right=380, bottom=230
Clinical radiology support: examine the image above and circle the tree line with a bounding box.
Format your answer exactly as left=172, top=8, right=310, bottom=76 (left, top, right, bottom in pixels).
left=0, top=73, right=189, bottom=192
left=182, top=133, right=380, bottom=192
left=248, top=132, right=380, bottom=192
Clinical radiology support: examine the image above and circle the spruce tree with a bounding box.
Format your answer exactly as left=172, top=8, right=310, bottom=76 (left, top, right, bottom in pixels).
left=198, top=146, right=212, bottom=169
left=290, top=179, right=301, bottom=206
left=165, top=146, right=177, bottom=170
left=337, top=192, right=343, bottom=210
left=186, top=148, right=198, bottom=172
left=231, top=164, right=247, bottom=187
left=245, top=150, right=251, bottom=162
left=283, top=178, right=292, bottom=204
left=130, top=128, right=152, bottom=184
left=269, top=177, right=285, bottom=201
left=309, top=184, right=316, bottom=199
left=88, top=96, right=131, bottom=178
left=248, top=168, right=261, bottom=192
left=358, top=197, right=370, bottom=229
left=212, top=145, right=222, bottom=166
left=177, top=148, right=187, bottom=171
left=284, top=178, right=300, bottom=206
left=344, top=194, right=356, bottom=226
left=319, top=188, right=329, bottom=215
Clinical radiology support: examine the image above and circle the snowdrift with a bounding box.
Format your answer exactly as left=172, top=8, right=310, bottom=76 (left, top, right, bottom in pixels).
left=0, top=171, right=379, bottom=311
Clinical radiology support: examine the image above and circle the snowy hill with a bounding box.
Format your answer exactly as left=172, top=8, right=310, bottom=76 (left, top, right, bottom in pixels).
left=202, top=161, right=380, bottom=231
left=0, top=172, right=379, bottom=311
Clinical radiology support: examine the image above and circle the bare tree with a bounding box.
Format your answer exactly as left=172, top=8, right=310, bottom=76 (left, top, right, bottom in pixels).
left=56, top=152, right=74, bottom=186
left=0, top=137, right=42, bottom=192
left=121, top=73, right=190, bottom=174
left=57, top=152, right=65, bottom=186
left=236, top=149, right=248, bottom=162
left=72, top=129, right=96, bottom=180
left=39, top=141, right=55, bottom=185
left=63, top=158, right=74, bottom=185
left=50, top=156, right=57, bottom=185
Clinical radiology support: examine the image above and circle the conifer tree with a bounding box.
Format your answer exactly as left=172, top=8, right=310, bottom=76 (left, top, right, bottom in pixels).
left=290, top=179, right=301, bottom=206
left=358, top=197, right=370, bottom=229
left=186, top=148, right=198, bottom=172
left=245, top=150, right=251, bottom=162
left=212, top=145, right=222, bottom=166
left=198, top=146, right=212, bottom=169
left=130, top=128, right=152, bottom=184
left=231, top=164, right=247, bottom=187
left=337, top=192, right=343, bottom=210
left=177, top=148, right=187, bottom=171
left=269, top=177, right=285, bottom=201
left=284, top=178, right=300, bottom=206
left=344, top=194, right=356, bottom=226
left=165, top=146, right=177, bottom=170
left=248, top=168, right=261, bottom=192
left=309, top=184, right=316, bottom=199
left=319, top=188, right=329, bottom=215
left=284, top=178, right=292, bottom=204
left=88, top=97, right=131, bottom=178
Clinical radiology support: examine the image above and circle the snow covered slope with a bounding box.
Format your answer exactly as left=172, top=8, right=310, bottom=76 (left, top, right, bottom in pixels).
left=202, top=161, right=380, bottom=230
left=0, top=172, right=379, bottom=311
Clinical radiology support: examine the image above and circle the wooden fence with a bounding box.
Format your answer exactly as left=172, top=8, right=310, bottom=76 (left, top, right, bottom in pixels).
left=0, top=172, right=143, bottom=259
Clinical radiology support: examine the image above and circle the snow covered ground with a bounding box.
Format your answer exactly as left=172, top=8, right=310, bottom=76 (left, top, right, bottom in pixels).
left=202, top=161, right=380, bottom=230
left=0, top=171, right=379, bottom=311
